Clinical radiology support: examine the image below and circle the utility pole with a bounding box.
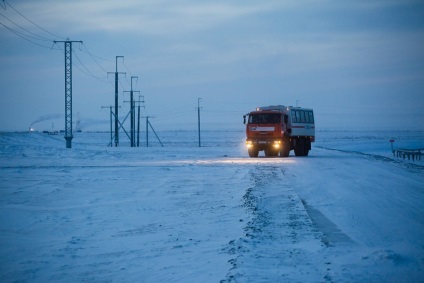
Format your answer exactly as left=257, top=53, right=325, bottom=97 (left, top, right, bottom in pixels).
left=137, top=104, right=141, bottom=147
left=145, top=116, right=163, bottom=147
left=108, top=56, right=125, bottom=147
left=54, top=40, right=83, bottom=148
left=123, top=76, right=140, bottom=147
left=134, top=95, right=145, bottom=147
left=197, top=98, right=202, bottom=147
left=101, top=106, right=119, bottom=147
left=146, top=116, right=150, bottom=147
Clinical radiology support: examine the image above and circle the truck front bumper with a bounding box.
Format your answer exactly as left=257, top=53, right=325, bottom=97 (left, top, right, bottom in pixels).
left=246, top=139, right=281, bottom=150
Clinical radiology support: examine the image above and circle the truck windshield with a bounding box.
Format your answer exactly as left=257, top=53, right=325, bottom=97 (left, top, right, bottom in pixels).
left=249, top=113, right=281, bottom=124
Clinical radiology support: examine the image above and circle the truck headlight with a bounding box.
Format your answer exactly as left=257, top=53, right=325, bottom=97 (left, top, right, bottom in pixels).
left=246, top=140, right=253, bottom=148
left=273, top=140, right=281, bottom=149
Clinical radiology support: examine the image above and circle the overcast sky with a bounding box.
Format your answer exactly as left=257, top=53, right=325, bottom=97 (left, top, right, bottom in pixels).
left=1, top=0, right=423, bottom=132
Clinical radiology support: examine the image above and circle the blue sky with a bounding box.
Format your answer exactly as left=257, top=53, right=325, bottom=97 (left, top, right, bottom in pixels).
left=1, top=0, right=423, bottom=132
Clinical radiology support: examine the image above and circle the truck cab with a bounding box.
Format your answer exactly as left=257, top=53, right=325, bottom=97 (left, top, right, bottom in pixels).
left=244, top=111, right=283, bottom=157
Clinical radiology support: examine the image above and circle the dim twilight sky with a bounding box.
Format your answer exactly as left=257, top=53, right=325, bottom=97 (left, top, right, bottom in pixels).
left=1, top=0, right=424, bottom=132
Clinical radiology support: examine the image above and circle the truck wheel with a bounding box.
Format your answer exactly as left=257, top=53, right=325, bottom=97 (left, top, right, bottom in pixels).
left=294, top=139, right=306, bottom=156
left=294, top=148, right=301, bottom=156
left=304, top=140, right=310, bottom=156
left=248, top=148, right=259, bottom=158
left=280, top=139, right=290, bottom=157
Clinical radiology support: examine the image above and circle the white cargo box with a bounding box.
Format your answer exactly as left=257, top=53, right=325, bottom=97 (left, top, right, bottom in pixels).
left=256, top=105, right=315, bottom=137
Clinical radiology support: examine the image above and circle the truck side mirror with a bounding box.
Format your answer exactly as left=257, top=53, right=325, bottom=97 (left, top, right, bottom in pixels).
left=284, top=114, right=288, bottom=124
left=243, top=115, right=246, bottom=124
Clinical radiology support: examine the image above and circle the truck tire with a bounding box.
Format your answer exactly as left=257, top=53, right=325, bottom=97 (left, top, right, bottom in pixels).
left=280, top=138, right=290, bottom=157
left=294, top=139, right=307, bottom=156
left=248, top=148, right=259, bottom=158
left=304, top=140, right=310, bottom=156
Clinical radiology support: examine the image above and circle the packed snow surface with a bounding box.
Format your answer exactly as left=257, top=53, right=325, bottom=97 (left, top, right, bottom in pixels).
left=1, top=130, right=423, bottom=282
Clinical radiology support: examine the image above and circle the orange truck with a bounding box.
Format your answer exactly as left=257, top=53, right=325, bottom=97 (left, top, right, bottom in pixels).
left=243, top=105, right=315, bottom=157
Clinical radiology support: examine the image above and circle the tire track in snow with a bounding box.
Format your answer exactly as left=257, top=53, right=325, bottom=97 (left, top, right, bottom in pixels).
left=222, top=165, right=330, bottom=282
left=301, top=200, right=353, bottom=247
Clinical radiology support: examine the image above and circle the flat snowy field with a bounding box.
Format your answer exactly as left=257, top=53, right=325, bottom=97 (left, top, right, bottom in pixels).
left=1, top=130, right=423, bottom=282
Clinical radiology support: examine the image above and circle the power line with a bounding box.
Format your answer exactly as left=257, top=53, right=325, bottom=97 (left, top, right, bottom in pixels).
left=0, top=21, right=59, bottom=49
left=72, top=50, right=112, bottom=84
left=122, top=60, right=134, bottom=78
left=79, top=49, right=113, bottom=86
left=119, top=77, right=128, bottom=92
left=0, top=1, right=63, bottom=49
left=4, top=0, right=65, bottom=40
left=0, top=0, right=140, bottom=102
left=80, top=43, right=111, bottom=73
left=0, top=11, right=51, bottom=41
left=122, top=60, right=139, bottom=90
left=0, top=0, right=116, bottom=87
left=80, top=45, right=113, bottom=63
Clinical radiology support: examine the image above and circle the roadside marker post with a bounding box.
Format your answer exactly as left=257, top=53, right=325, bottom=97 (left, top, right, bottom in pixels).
left=390, top=139, right=395, bottom=154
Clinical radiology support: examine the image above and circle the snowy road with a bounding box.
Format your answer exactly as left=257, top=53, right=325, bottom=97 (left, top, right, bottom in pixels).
left=1, top=132, right=423, bottom=282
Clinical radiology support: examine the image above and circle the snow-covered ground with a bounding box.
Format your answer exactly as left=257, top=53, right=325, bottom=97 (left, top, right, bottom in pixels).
left=1, top=130, right=423, bottom=282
